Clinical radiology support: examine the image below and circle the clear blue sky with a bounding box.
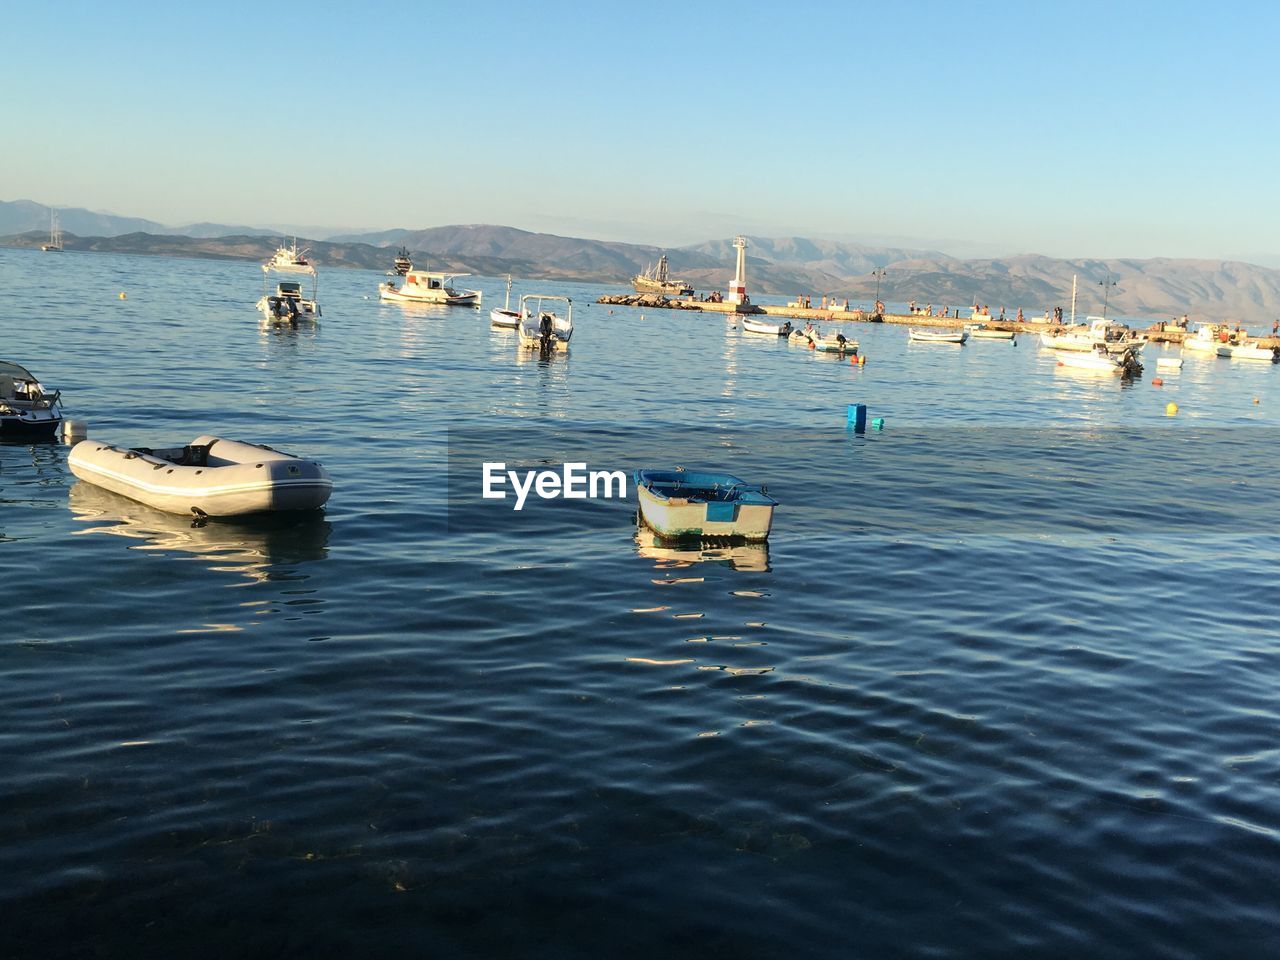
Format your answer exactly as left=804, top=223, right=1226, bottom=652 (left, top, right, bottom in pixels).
left=4, top=0, right=1276, bottom=261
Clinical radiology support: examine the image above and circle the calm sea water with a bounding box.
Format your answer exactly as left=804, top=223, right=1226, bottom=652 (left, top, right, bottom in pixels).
left=2, top=248, right=1279, bottom=959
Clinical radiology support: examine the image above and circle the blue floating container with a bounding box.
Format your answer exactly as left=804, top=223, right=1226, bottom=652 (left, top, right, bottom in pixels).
left=847, top=403, right=867, bottom=432
left=871, top=417, right=885, bottom=430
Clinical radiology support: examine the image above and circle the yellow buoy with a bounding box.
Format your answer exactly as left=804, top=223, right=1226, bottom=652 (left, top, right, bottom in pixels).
left=1165, top=402, right=1178, bottom=416
left=118, top=292, right=126, bottom=300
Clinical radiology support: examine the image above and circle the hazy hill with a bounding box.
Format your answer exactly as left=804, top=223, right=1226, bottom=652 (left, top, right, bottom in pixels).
left=681, top=236, right=952, bottom=276
left=846, top=254, right=1280, bottom=322
left=0, top=200, right=280, bottom=240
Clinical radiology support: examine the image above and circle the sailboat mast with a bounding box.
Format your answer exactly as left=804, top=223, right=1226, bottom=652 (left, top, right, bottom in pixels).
left=1070, top=274, right=1077, bottom=325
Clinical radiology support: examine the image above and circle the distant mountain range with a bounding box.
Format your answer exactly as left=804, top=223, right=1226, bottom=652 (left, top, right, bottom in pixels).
left=4, top=200, right=1280, bottom=323
left=0, top=199, right=278, bottom=239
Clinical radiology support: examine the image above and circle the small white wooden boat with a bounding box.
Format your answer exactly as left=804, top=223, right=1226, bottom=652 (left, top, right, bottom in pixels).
left=741, top=316, right=793, bottom=336
left=1155, top=356, right=1184, bottom=371
left=0, top=360, right=63, bottom=439
left=68, top=435, right=331, bottom=518
left=490, top=274, right=521, bottom=327
left=517, top=294, right=573, bottom=351
left=635, top=469, right=777, bottom=541
left=966, top=324, right=1016, bottom=340
left=381, top=271, right=481, bottom=306
left=1218, top=342, right=1279, bottom=362
left=909, top=328, right=968, bottom=344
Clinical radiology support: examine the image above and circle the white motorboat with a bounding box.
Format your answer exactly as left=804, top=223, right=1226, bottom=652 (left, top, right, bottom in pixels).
left=263, top=240, right=314, bottom=274
left=741, top=316, right=793, bottom=336
left=1218, top=341, right=1279, bottom=362
left=517, top=294, right=573, bottom=351
left=634, top=468, right=778, bottom=541
left=0, top=360, right=63, bottom=440
left=381, top=270, right=481, bottom=306
left=68, top=435, right=332, bottom=518
left=257, top=278, right=321, bottom=323
left=1055, top=344, right=1142, bottom=375
left=909, top=328, right=968, bottom=344
left=490, top=275, right=521, bottom=327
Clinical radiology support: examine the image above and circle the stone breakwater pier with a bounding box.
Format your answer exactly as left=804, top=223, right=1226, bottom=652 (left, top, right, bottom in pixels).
left=595, top=294, right=1280, bottom=347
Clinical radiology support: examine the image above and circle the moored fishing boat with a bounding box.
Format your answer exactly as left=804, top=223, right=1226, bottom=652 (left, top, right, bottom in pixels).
left=517, top=294, right=573, bottom=351
left=1041, top=317, right=1145, bottom=353
left=0, top=360, right=63, bottom=439
left=490, top=275, right=521, bottom=327
left=381, top=270, right=481, bottom=306
left=632, top=254, right=693, bottom=297
left=741, top=316, right=793, bottom=336
left=68, top=435, right=332, bottom=518
left=634, top=468, right=778, bottom=541
left=909, top=328, right=968, bottom=344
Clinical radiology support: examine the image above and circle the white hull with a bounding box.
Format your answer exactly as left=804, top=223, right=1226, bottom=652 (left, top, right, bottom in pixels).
left=257, top=296, right=321, bottom=322
left=1055, top=352, right=1124, bottom=373
left=518, top=323, right=572, bottom=351
left=636, top=485, right=775, bottom=541
left=490, top=308, right=521, bottom=328
left=968, top=327, right=1015, bottom=340
left=381, top=286, right=478, bottom=306
left=741, top=317, right=792, bottom=336
left=910, top=328, right=968, bottom=344
left=1218, top=343, right=1278, bottom=361
left=68, top=436, right=332, bottom=517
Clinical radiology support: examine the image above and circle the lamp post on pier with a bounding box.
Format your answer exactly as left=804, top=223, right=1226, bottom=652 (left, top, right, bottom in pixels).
left=1099, top=272, right=1117, bottom=319
left=871, top=268, right=886, bottom=316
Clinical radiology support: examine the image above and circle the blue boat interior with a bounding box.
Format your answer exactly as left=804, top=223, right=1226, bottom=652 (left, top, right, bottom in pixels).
left=634, top=469, right=777, bottom=506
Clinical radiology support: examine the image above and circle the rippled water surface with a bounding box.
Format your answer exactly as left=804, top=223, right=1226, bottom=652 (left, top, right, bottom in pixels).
left=2, top=249, right=1279, bottom=958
